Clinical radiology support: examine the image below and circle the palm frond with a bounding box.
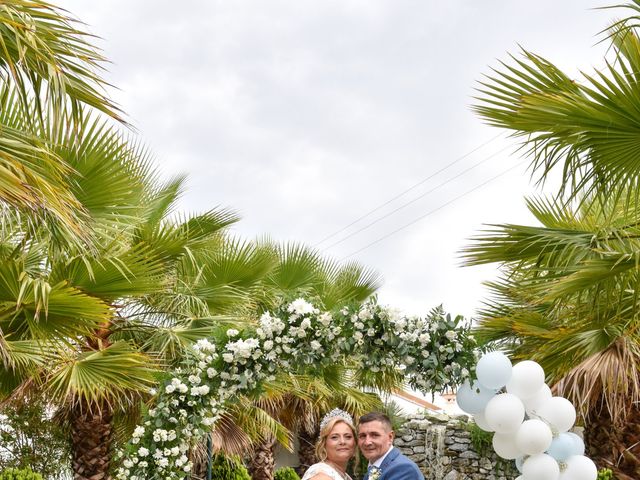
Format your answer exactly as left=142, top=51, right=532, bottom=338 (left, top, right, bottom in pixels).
left=46, top=341, right=158, bottom=410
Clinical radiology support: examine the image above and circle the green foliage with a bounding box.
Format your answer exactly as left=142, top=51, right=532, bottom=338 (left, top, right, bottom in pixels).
left=274, top=466, right=300, bottom=480
left=209, top=455, right=251, bottom=480
left=597, top=468, right=615, bottom=480
left=465, top=420, right=492, bottom=456
left=0, top=401, right=70, bottom=479
left=0, top=468, right=43, bottom=480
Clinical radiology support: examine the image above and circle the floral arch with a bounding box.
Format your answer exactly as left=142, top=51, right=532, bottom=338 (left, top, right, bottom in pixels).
left=116, top=298, right=476, bottom=480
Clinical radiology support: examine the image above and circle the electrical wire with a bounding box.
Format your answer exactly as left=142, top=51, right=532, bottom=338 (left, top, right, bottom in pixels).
left=322, top=142, right=512, bottom=251
left=339, top=159, right=528, bottom=260
left=314, top=131, right=505, bottom=246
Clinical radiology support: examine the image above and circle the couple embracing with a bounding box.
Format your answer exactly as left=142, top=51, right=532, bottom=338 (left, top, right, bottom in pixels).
left=302, top=410, right=424, bottom=480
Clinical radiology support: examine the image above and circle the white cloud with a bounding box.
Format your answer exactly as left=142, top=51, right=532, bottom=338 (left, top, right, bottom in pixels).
left=60, top=0, right=607, bottom=316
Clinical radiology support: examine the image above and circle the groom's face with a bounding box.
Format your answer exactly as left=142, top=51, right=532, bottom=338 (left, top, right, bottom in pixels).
left=357, top=420, right=394, bottom=463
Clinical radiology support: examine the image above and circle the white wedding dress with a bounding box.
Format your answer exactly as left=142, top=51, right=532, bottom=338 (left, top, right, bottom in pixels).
left=301, top=462, right=352, bottom=480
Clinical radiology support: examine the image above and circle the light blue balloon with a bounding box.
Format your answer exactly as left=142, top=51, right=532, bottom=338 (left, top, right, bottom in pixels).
left=515, top=456, right=525, bottom=473
left=456, top=380, right=496, bottom=414
left=546, top=433, right=578, bottom=461
left=565, top=432, right=585, bottom=456
left=476, top=351, right=512, bottom=390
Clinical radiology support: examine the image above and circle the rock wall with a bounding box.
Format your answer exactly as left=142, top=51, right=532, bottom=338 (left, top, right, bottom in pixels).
left=394, top=413, right=518, bottom=480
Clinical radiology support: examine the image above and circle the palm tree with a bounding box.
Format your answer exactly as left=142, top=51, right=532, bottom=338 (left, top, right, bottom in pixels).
left=462, top=193, right=640, bottom=479
left=0, top=1, right=125, bottom=246
left=468, top=2, right=640, bottom=478
left=0, top=101, right=248, bottom=479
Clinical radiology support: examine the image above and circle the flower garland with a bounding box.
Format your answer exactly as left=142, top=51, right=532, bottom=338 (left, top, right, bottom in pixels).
left=116, top=298, right=476, bottom=480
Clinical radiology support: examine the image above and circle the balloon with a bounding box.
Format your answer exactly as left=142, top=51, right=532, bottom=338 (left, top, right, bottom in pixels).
left=484, top=393, right=525, bottom=434
left=523, top=384, right=552, bottom=415
left=492, top=432, right=521, bottom=459
left=476, top=351, right=512, bottom=389
left=473, top=411, right=494, bottom=432
left=456, top=380, right=495, bottom=414
left=564, top=432, right=585, bottom=456
left=559, top=455, right=597, bottom=480
left=536, top=397, right=576, bottom=433
left=522, top=453, right=560, bottom=480
left=506, top=361, right=546, bottom=400
left=515, top=456, right=526, bottom=473
left=546, top=433, right=579, bottom=461
left=515, top=419, right=553, bottom=455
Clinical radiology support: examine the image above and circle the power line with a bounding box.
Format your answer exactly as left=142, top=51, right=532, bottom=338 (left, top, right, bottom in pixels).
left=340, top=159, right=528, bottom=260
left=314, top=131, right=505, bottom=246
left=322, top=143, right=512, bottom=251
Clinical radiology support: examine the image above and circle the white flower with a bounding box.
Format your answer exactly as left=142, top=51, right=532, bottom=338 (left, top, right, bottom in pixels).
left=310, top=340, right=322, bottom=350
left=445, top=330, right=457, bottom=341
left=318, top=312, right=332, bottom=326
left=288, top=298, right=315, bottom=315
left=188, top=375, right=201, bottom=385
left=222, top=353, right=234, bottom=363
left=138, top=447, right=149, bottom=457
left=226, top=328, right=239, bottom=337
left=132, top=426, right=145, bottom=438
left=165, top=384, right=176, bottom=394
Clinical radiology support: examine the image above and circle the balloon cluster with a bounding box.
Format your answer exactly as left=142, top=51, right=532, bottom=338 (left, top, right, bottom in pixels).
left=456, top=352, right=597, bottom=480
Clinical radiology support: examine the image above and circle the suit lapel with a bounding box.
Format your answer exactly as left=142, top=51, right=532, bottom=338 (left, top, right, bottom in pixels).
left=379, top=447, right=399, bottom=478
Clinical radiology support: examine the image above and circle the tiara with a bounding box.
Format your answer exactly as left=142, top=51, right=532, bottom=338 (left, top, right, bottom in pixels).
left=319, top=408, right=354, bottom=431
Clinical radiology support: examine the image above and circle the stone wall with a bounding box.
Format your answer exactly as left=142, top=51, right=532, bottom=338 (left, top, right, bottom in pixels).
left=394, top=413, right=518, bottom=480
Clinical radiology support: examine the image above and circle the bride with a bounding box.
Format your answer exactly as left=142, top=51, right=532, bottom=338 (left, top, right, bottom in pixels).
left=302, top=409, right=356, bottom=480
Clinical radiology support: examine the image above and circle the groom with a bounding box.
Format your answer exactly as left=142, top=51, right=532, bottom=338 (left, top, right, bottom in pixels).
left=358, top=412, right=424, bottom=480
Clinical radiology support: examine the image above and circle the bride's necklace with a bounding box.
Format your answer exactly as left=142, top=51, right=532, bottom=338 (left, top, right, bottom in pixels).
left=325, top=460, right=348, bottom=480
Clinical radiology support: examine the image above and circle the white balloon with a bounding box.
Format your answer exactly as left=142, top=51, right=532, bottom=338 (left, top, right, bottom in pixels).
left=522, top=453, right=560, bottom=480
left=523, top=384, right=552, bottom=415
left=559, top=455, right=597, bottom=480
left=473, top=411, right=494, bottom=432
left=506, top=360, right=546, bottom=400
left=515, top=419, right=553, bottom=455
left=492, top=432, right=521, bottom=459
left=476, top=351, right=512, bottom=389
left=484, top=393, right=525, bottom=434
left=536, top=397, right=576, bottom=433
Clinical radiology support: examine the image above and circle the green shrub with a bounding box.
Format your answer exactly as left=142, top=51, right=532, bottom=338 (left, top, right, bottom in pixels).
left=274, top=466, right=300, bottom=480
left=597, top=468, right=615, bottom=480
left=209, top=455, right=251, bottom=480
left=0, top=467, right=43, bottom=480
left=0, top=401, right=70, bottom=478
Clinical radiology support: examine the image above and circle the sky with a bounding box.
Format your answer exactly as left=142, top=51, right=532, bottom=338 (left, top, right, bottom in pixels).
left=58, top=0, right=611, bottom=317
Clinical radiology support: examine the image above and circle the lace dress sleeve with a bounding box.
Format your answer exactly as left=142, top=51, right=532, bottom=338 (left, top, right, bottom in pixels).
left=301, top=463, right=340, bottom=480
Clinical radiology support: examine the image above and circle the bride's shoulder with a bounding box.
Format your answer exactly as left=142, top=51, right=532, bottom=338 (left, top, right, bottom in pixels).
left=301, top=463, right=336, bottom=480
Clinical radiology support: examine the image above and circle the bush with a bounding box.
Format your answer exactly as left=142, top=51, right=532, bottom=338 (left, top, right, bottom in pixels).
left=275, top=466, right=300, bottom=480
left=209, top=455, right=251, bottom=480
left=0, top=401, right=70, bottom=478
left=0, top=468, right=43, bottom=480
left=597, top=468, right=615, bottom=480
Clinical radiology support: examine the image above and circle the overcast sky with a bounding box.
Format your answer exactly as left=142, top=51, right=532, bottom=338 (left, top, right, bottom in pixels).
left=58, top=0, right=612, bottom=317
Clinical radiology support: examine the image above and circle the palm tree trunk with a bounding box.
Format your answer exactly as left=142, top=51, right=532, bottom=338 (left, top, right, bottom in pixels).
left=248, top=435, right=276, bottom=480
left=70, top=403, right=114, bottom=480
left=296, top=426, right=319, bottom=477
left=584, top=402, right=640, bottom=480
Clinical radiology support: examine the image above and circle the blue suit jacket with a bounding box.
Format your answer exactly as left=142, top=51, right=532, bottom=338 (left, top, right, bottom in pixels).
left=367, top=447, right=424, bottom=480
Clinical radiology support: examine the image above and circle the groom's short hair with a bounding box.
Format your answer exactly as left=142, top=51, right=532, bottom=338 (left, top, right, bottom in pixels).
left=358, top=412, right=393, bottom=431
